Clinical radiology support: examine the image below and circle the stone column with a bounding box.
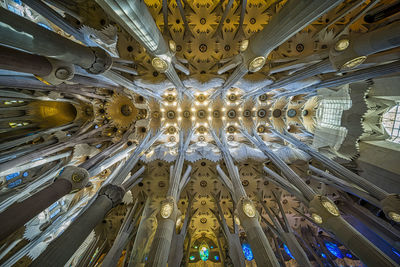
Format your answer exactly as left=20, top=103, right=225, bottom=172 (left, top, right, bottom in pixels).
left=330, top=21, right=400, bottom=70
left=309, top=195, right=397, bottom=267
left=129, top=197, right=157, bottom=265
left=0, top=166, right=88, bottom=241
left=95, top=0, right=188, bottom=96
left=102, top=201, right=139, bottom=267
left=145, top=196, right=178, bottom=267
left=237, top=196, right=279, bottom=267
left=30, top=184, right=125, bottom=267
left=0, top=45, right=52, bottom=77
left=0, top=8, right=111, bottom=75
left=282, top=60, right=400, bottom=97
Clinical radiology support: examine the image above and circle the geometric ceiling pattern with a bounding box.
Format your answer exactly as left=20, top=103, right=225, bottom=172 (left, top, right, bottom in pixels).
left=0, top=0, right=400, bottom=266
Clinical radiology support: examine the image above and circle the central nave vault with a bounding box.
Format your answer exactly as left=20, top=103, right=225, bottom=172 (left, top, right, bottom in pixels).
left=0, top=0, right=400, bottom=266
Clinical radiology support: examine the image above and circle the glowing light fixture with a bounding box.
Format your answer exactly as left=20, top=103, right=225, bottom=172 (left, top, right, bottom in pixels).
left=248, top=56, right=266, bottom=72
left=240, top=40, right=249, bottom=52
left=335, top=38, right=350, bottom=51
left=152, top=57, right=169, bottom=72
left=234, top=215, right=241, bottom=226
left=321, top=199, right=340, bottom=216
left=388, top=211, right=400, bottom=222
left=341, top=56, right=367, bottom=70
left=169, top=40, right=176, bottom=53
left=242, top=200, right=256, bottom=218
left=160, top=199, right=174, bottom=219
left=312, top=213, right=323, bottom=224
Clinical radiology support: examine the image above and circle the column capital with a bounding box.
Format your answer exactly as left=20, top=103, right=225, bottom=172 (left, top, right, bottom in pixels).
left=86, top=47, right=112, bottom=74
left=98, top=184, right=125, bottom=207
left=57, top=166, right=89, bottom=191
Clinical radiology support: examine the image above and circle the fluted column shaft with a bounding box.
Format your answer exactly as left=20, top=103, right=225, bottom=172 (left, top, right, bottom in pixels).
left=145, top=210, right=177, bottom=267
left=273, top=130, right=389, bottom=201
left=0, top=8, right=111, bottom=74
left=30, top=184, right=125, bottom=267
left=129, top=198, right=155, bottom=265
left=282, top=60, right=400, bottom=97
left=95, top=0, right=168, bottom=56
left=282, top=232, right=311, bottom=267
left=237, top=203, right=279, bottom=267
left=0, top=166, right=88, bottom=241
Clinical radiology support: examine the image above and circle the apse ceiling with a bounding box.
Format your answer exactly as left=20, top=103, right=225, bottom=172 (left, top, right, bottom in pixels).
left=0, top=0, right=400, bottom=266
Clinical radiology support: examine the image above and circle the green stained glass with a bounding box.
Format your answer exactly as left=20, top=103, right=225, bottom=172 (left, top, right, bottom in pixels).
left=199, top=243, right=209, bottom=261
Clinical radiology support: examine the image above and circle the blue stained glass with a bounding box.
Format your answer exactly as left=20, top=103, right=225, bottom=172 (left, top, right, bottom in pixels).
left=321, top=253, right=327, bottom=258
left=49, top=201, right=59, bottom=211
left=189, top=255, right=195, bottom=261
left=393, top=248, right=400, bottom=258
left=6, top=172, right=20, bottom=180
left=38, top=22, right=53, bottom=31
left=346, top=253, right=353, bottom=258
left=284, top=244, right=295, bottom=259
left=22, top=171, right=28, bottom=177
left=13, top=0, right=22, bottom=4
left=242, top=243, right=254, bottom=261
left=50, top=208, right=61, bottom=219
left=8, top=179, right=22, bottom=188
left=7, top=4, right=22, bottom=16
left=214, top=255, right=219, bottom=260
left=325, top=242, right=344, bottom=259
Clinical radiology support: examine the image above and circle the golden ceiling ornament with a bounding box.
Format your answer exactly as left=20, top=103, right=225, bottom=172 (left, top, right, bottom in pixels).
left=160, top=197, right=175, bottom=219
left=104, top=94, right=138, bottom=130
left=242, top=198, right=256, bottom=218
left=321, top=199, right=340, bottom=216
left=335, top=38, right=350, bottom=52
left=341, top=56, right=367, bottom=70
left=152, top=57, right=169, bottom=72
left=311, top=213, right=323, bottom=224
left=388, top=211, right=400, bottom=223
left=248, top=56, right=266, bottom=72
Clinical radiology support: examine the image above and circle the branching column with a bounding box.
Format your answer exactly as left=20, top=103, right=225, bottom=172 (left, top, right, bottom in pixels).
left=273, top=129, right=400, bottom=222
left=95, top=0, right=189, bottom=97
left=145, top=129, right=193, bottom=266
left=219, top=0, right=342, bottom=94
left=210, top=128, right=279, bottom=267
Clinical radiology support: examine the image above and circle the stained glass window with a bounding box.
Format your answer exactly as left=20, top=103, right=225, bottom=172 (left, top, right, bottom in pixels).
left=7, top=179, right=22, bottom=188
left=242, top=243, right=254, bottom=261
left=284, top=244, right=295, bottom=259
left=325, top=242, right=344, bottom=259
left=199, top=243, right=209, bottom=261
left=6, top=172, right=20, bottom=180
left=383, top=103, right=400, bottom=143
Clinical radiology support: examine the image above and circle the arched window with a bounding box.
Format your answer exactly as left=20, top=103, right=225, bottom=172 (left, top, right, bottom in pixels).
left=382, top=103, right=400, bottom=143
